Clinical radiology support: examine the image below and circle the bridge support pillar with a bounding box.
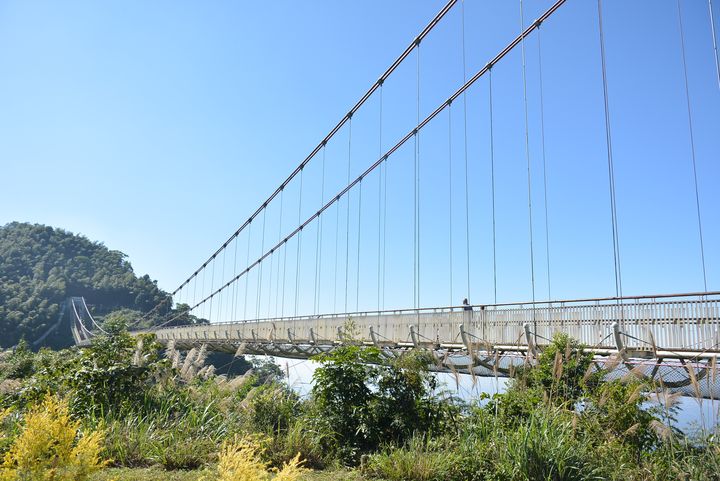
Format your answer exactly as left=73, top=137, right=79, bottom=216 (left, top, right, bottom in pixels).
left=410, top=325, right=419, bottom=348
left=459, top=324, right=474, bottom=360
left=369, top=326, right=380, bottom=347
left=612, top=322, right=628, bottom=360
left=524, top=323, right=539, bottom=358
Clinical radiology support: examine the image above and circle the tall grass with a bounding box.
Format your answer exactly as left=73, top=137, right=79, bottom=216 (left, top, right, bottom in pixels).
left=2, top=330, right=719, bottom=480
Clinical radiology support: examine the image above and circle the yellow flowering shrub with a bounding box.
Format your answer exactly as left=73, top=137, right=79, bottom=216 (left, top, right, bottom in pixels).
left=0, top=395, right=106, bottom=481
left=214, top=437, right=306, bottom=481
left=273, top=453, right=305, bottom=481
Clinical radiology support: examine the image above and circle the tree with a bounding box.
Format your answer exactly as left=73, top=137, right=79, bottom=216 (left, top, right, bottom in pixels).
left=311, top=345, right=448, bottom=464
left=0, top=222, right=173, bottom=348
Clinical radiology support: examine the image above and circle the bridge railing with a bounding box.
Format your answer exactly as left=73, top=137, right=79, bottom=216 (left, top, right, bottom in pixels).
left=146, top=292, right=720, bottom=354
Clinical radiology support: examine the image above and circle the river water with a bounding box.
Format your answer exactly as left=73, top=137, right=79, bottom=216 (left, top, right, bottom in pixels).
left=266, top=356, right=719, bottom=436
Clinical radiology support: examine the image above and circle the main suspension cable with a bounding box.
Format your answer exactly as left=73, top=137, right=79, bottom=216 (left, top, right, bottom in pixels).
left=141, top=0, right=459, bottom=322
left=158, top=0, right=569, bottom=324
left=677, top=0, right=709, bottom=292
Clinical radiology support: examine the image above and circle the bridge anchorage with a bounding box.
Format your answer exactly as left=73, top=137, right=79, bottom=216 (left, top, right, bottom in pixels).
left=71, top=292, right=720, bottom=398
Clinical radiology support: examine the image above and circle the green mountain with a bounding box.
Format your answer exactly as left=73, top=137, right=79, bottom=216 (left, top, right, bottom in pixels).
left=0, top=222, right=172, bottom=348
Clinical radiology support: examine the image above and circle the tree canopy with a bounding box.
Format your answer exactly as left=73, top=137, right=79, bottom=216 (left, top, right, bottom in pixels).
left=0, top=222, right=172, bottom=348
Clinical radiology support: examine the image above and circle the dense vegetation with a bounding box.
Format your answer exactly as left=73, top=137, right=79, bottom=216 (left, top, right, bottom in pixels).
left=0, top=222, right=172, bottom=348
left=0, top=324, right=718, bottom=480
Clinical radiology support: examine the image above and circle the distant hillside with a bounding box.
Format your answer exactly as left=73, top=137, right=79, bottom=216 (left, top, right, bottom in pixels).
left=0, top=222, right=171, bottom=348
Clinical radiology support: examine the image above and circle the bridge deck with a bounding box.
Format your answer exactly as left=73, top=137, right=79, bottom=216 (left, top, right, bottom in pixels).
left=70, top=292, right=720, bottom=398
left=148, top=293, right=720, bottom=356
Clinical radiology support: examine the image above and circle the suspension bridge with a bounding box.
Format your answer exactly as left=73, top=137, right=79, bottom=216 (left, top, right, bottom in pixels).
left=71, top=0, right=720, bottom=396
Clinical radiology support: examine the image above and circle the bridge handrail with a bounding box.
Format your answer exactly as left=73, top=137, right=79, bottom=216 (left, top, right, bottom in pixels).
left=145, top=291, right=720, bottom=332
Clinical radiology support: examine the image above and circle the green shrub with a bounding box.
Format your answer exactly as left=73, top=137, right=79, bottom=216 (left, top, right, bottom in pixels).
left=311, top=345, right=451, bottom=464
left=243, top=383, right=299, bottom=435
left=518, top=333, right=595, bottom=404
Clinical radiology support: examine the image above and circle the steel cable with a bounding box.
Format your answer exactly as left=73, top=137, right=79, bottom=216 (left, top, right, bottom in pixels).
left=448, top=102, right=454, bottom=305
left=244, top=221, right=252, bottom=320
left=201, top=262, right=206, bottom=319
left=415, top=40, right=421, bottom=310
left=537, top=25, right=552, bottom=300
left=257, top=208, right=267, bottom=319
left=489, top=68, right=497, bottom=305
left=314, top=144, right=327, bottom=315
left=295, top=168, right=304, bottom=316
left=461, top=0, right=471, bottom=301
left=266, top=234, right=274, bottom=317
left=275, top=189, right=284, bottom=317
left=161, top=0, right=570, bottom=323
left=344, top=117, right=352, bottom=313
left=597, top=0, right=623, bottom=299
left=141, top=0, right=459, bottom=322
left=220, top=247, right=227, bottom=320
left=208, top=257, right=216, bottom=322
left=356, top=179, right=362, bottom=311
left=677, top=0, right=709, bottom=292
left=519, top=0, right=537, bottom=321
left=377, top=84, right=384, bottom=312
left=232, top=232, right=239, bottom=321
left=710, top=0, right=720, bottom=89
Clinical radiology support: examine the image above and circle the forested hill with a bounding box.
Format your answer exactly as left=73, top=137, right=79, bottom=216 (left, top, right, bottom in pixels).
left=0, top=222, right=171, bottom=348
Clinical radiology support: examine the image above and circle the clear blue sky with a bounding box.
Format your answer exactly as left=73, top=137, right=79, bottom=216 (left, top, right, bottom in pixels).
left=1, top=1, right=718, bottom=319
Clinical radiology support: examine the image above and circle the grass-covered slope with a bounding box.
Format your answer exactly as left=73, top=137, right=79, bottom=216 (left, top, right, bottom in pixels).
left=0, top=222, right=170, bottom=348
